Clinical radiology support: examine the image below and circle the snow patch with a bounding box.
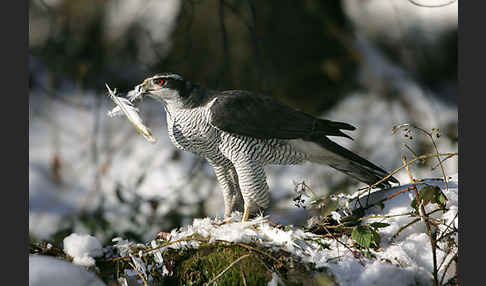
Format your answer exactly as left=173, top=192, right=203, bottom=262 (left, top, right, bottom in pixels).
left=109, top=173, right=457, bottom=286
left=63, top=233, right=103, bottom=267
left=30, top=255, right=105, bottom=286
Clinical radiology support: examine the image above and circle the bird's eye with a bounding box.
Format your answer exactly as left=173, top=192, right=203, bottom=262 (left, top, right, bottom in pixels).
left=154, top=79, right=165, bottom=86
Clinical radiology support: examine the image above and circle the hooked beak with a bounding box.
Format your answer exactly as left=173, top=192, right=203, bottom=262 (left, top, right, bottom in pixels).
left=127, top=78, right=152, bottom=102
left=137, top=78, right=152, bottom=93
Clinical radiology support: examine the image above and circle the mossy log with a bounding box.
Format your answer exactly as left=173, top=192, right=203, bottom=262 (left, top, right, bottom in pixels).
left=96, top=241, right=336, bottom=286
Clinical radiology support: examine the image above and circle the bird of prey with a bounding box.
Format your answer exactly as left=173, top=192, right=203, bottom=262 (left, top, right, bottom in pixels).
left=132, top=73, right=398, bottom=222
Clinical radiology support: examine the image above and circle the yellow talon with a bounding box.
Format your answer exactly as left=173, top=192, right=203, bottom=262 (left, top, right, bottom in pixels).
left=242, top=205, right=250, bottom=222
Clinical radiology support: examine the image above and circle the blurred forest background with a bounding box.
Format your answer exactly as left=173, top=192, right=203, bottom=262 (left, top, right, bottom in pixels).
left=29, top=0, right=458, bottom=246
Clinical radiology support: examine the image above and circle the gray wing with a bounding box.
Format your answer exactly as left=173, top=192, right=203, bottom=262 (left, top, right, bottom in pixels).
left=208, top=90, right=356, bottom=140
left=209, top=90, right=398, bottom=187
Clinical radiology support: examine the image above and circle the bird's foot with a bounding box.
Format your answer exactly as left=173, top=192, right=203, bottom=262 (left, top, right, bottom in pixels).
left=241, top=205, right=250, bottom=222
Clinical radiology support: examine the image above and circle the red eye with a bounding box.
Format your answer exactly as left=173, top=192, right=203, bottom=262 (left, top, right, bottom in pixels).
left=155, top=79, right=165, bottom=86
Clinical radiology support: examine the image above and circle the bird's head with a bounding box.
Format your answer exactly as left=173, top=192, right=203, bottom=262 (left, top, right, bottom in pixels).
left=137, top=73, right=194, bottom=108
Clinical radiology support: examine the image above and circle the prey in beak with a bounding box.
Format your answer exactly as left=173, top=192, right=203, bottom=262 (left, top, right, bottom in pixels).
left=127, top=79, right=149, bottom=102
left=105, top=82, right=157, bottom=143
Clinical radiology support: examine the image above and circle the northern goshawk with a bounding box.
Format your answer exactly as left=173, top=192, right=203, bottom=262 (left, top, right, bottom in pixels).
left=132, top=73, right=398, bottom=221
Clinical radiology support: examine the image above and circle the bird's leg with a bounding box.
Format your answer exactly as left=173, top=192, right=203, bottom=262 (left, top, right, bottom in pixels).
left=227, top=167, right=244, bottom=212
left=242, top=204, right=251, bottom=222
left=210, top=163, right=244, bottom=222
left=233, top=161, right=270, bottom=222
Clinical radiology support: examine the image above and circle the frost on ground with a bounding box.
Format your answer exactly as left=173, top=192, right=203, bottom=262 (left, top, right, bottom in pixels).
left=153, top=174, right=456, bottom=285
left=326, top=174, right=458, bottom=286
left=33, top=173, right=457, bottom=285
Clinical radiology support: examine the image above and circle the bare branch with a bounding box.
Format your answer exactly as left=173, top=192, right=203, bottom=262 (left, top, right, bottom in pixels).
left=402, top=156, right=439, bottom=286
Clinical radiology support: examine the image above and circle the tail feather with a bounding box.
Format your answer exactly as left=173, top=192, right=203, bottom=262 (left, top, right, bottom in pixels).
left=318, top=119, right=356, bottom=131
left=313, top=119, right=356, bottom=140
left=291, top=137, right=398, bottom=188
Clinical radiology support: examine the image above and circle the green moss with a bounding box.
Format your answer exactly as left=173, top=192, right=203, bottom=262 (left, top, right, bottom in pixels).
left=31, top=237, right=338, bottom=286
left=165, top=244, right=271, bottom=286
left=161, top=243, right=337, bottom=286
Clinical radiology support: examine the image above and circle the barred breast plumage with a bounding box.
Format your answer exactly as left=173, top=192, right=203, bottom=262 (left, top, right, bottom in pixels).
left=165, top=102, right=307, bottom=165
left=164, top=101, right=308, bottom=216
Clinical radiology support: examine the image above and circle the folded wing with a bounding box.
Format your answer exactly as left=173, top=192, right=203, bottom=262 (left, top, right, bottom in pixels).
left=209, top=91, right=399, bottom=187
left=209, top=90, right=355, bottom=140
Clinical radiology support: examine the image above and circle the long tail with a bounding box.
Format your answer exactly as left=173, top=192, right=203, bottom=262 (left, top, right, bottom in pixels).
left=292, top=137, right=398, bottom=188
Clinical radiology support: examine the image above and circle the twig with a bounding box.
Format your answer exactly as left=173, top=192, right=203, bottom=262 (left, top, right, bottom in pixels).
left=326, top=211, right=417, bottom=231
left=324, top=225, right=355, bottom=230
left=402, top=156, right=420, bottom=209
left=359, top=212, right=414, bottom=221
left=436, top=213, right=458, bottom=284
left=105, top=236, right=210, bottom=262
left=438, top=249, right=455, bottom=277
left=431, top=154, right=456, bottom=171
left=359, top=186, right=414, bottom=211
left=251, top=253, right=275, bottom=273
left=233, top=242, right=279, bottom=263
left=127, top=261, right=149, bottom=286
left=321, top=225, right=364, bottom=266
left=391, top=218, right=420, bottom=241
left=241, top=270, right=248, bottom=286
left=414, top=126, right=449, bottom=193
left=439, top=252, right=458, bottom=285
left=383, top=186, right=414, bottom=201
left=436, top=212, right=458, bottom=243
left=251, top=254, right=286, bottom=286
left=390, top=208, right=444, bottom=241
left=354, top=152, right=457, bottom=198
left=205, top=254, right=252, bottom=285
left=394, top=124, right=450, bottom=193
left=404, top=144, right=419, bottom=159
left=402, top=156, right=439, bottom=286
left=106, top=234, right=281, bottom=277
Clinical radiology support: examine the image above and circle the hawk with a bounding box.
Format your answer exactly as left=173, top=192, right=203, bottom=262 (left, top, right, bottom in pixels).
left=133, top=73, right=398, bottom=221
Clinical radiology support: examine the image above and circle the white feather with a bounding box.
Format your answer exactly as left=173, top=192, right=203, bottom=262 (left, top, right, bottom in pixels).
left=106, top=83, right=156, bottom=144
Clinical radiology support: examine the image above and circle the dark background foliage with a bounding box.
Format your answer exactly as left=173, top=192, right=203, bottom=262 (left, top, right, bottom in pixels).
left=29, top=0, right=456, bottom=114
